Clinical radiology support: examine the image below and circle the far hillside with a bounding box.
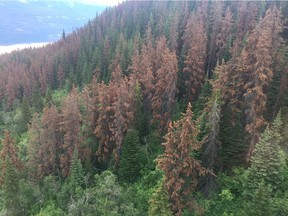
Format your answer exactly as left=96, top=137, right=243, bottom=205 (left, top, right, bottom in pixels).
left=0, top=0, right=106, bottom=45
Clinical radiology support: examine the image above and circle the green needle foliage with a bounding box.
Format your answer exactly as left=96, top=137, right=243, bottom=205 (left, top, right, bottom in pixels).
left=247, top=112, right=283, bottom=191
left=148, top=177, right=173, bottom=216
left=118, top=129, right=143, bottom=183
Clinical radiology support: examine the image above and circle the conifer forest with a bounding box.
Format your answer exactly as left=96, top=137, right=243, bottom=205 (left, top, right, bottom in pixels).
left=1, top=1, right=288, bottom=215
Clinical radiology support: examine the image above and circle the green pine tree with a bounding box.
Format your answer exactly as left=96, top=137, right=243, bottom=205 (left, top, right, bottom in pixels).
left=247, top=112, right=283, bottom=190
left=148, top=178, right=173, bottom=216
left=193, top=80, right=212, bottom=120
left=18, top=98, right=32, bottom=133
left=2, top=157, right=22, bottom=216
left=247, top=181, right=273, bottom=216
left=32, top=87, right=44, bottom=113
left=219, top=105, right=246, bottom=170
left=69, top=148, right=84, bottom=197
left=118, top=129, right=143, bottom=183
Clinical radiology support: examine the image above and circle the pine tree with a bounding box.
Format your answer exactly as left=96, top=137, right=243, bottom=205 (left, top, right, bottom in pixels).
left=247, top=112, right=283, bottom=190
left=2, top=157, right=22, bottom=216
left=243, top=6, right=282, bottom=161
left=148, top=178, right=173, bottom=216
left=157, top=103, right=210, bottom=215
left=193, top=80, right=212, bottom=120
left=28, top=105, right=62, bottom=180
left=216, top=7, right=233, bottom=64
left=247, top=181, right=273, bottom=216
left=0, top=130, right=22, bottom=184
left=219, top=105, right=246, bottom=170
left=183, top=12, right=207, bottom=101
left=231, top=1, right=259, bottom=56
left=206, top=1, right=223, bottom=76
left=59, top=86, right=82, bottom=177
left=27, top=112, right=43, bottom=179
left=111, top=66, right=136, bottom=162
left=215, top=6, right=283, bottom=162
left=19, top=98, right=32, bottom=133
left=0, top=130, right=22, bottom=215
left=69, top=148, right=84, bottom=197
left=118, top=129, right=142, bottom=183
left=200, top=91, right=221, bottom=196
left=152, top=37, right=178, bottom=132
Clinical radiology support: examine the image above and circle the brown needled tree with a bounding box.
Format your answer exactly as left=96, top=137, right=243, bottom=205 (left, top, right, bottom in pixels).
left=59, top=85, right=82, bottom=177
left=0, top=130, right=22, bottom=184
left=157, top=103, right=210, bottom=216
left=152, top=37, right=178, bottom=132
left=243, top=6, right=282, bottom=161
left=183, top=13, right=207, bottom=101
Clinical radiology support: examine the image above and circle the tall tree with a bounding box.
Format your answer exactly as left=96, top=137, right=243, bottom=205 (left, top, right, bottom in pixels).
left=0, top=130, right=23, bottom=215
left=247, top=112, right=283, bottom=190
left=157, top=103, right=210, bottom=215
left=118, top=129, right=143, bottom=183
left=94, top=81, right=115, bottom=162
left=243, top=6, right=282, bottom=161
left=0, top=130, right=22, bottom=184
left=59, top=86, right=82, bottom=177
left=199, top=90, right=221, bottom=196
left=231, top=1, right=259, bottom=56
left=215, top=6, right=283, bottom=162
left=28, top=105, right=61, bottom=180
left=68, top=148, right=84, bottom=198
left=183, top=12, right=207, bottom=101
left=2, top=157, right=22, bottom=216
left=40, top=105, right=62, bottom=177
left=19, top=98, right=32, bottom=133
left=152, top=37, right=178, bottom=132
left=148, top=177, right=173, bottom=216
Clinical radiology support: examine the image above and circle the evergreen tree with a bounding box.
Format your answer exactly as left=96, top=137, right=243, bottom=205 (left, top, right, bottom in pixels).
left=0, top=130, right=22, bottom=184
left=2, top=157, right=22, bottom=216
left=157, top=103, right=210, bottom=215
left=68, top=148, right=84, bottom=197
left=118, top=129, right=143, bottom=183
left=0, top=131, right=23, bottom=215
left=59, top=86, right=82, bottom=177
left=152, top=37, right=178, bottom=132
left=31, top=87, right=44, bottom=113
left=200, top=91, right=221, bottom=196
left=183, top=12, right=207, bottom=101
left=247, top=112, right=283, bottom=190
left=219, top=105, right=246, bottom=170
left=247, top=181, right=273, bottom=216
left=148, top=177, right=173, bottom=216
left=193, top=80, right=212, bottom=120
left=19, top=98, right=32, bottom=133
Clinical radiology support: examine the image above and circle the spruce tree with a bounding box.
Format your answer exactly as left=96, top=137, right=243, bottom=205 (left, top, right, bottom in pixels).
left=118, top=129, right=142, bottom=183
left=19, top=98, right=32, bottom=133
left=157, top=103, right=210, bottom=215
left=148, top=178, right=173, bottom=216
left=219, top=106, right=246, bottom=170
left=200, top=92, right=221, bottom=196
left=247, top=181, right=273, bottom=216
left=2, top=157, right=22, bottom=216
left=247, top=112, right=283, bottom=190
left=69, top=148, right=84, bottom=197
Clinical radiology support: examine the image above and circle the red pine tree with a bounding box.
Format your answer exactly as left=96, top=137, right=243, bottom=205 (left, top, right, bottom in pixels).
left=157, top=103, right=210, bottom=215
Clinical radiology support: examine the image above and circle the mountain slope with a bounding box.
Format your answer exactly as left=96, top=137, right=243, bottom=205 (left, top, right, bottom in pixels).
left=0, top=1, right=288, bottom=215
left=0, top=0, right=106, bottom=45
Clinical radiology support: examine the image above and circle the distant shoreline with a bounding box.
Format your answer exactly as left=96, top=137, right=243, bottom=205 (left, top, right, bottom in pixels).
left=0, top=42, right=51, bottom=55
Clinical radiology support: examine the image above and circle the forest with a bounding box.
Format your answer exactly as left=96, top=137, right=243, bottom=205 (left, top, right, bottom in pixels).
left=0, top=1, right=288, bottom=215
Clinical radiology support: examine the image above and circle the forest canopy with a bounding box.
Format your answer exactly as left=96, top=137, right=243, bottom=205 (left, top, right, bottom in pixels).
left=0, top=1, right=288, bottom=215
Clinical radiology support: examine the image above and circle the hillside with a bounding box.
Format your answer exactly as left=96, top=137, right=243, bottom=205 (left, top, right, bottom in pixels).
left=0, top=1, right=288, bottom=215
